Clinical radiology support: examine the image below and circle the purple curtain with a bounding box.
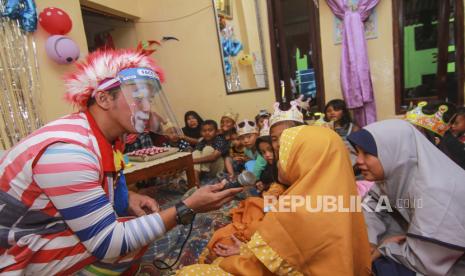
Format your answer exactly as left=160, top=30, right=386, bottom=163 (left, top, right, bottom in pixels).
left=326, top=0, right=380, bottom=126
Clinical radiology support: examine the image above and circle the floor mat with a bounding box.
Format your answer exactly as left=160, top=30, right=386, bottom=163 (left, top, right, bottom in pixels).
left=136, top=177, right=241, bottom=275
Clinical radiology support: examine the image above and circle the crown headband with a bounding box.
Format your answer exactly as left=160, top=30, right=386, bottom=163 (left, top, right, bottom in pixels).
left=222, top=112, right=239, bottom=123
left=237, top=119, right=258, bottom=136
left=269, top=101, right=304, bottom=128
left=405, top=101, right=449, bottom=136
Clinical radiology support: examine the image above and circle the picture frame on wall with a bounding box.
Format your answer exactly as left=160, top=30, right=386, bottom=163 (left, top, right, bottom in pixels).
left=214, top=0, right=232, bottom=19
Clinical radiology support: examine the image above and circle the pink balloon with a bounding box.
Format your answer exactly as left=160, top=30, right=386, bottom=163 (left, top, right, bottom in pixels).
left=45, top=35, right=80, bottom=64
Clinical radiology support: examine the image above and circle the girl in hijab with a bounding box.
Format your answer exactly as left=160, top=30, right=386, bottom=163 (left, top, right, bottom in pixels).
left=181, top=111, right=204, bottom=145
left=348, top=119, right=465, bottom=276
left=177, top=126, right=371, bottom=275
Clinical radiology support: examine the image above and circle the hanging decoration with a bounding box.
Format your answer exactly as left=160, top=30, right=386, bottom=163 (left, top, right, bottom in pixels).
left=220, top=23, right=243, bottom=92
left=1, top=0, right=38, bottom=32
left=222, top=36, right=242, bottom=57
left=45, top=35, right=80, bottom=64
left=38, top=7, right=72, bottom=35
left=326, top=0, right=380, bottom=126
left=0, top=0, right=43, bottom=149
left=38, top=7, right=78, bottom=65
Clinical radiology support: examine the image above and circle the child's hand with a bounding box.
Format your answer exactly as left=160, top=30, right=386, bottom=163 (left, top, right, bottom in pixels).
left=213, top=235, right=243, bottom=257
left=381, top=235, right=406, bottom=245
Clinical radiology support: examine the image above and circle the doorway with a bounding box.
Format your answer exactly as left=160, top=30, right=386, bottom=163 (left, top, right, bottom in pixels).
left=267, top=0, right=325, bottom=113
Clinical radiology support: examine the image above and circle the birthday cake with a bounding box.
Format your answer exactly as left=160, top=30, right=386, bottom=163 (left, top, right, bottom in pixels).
left=127, top=147, right=178, bottom=162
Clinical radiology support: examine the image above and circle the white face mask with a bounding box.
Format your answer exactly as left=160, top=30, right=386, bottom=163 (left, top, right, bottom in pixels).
left=132, top=110, right=150, bottom=133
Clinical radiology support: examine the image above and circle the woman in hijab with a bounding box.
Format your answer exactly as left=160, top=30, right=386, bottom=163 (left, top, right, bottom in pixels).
left=177, top=126, right=371, bottom=275
left=348, top=119, right=465, bottom=276
left=181, top=111, right=204, bottom=145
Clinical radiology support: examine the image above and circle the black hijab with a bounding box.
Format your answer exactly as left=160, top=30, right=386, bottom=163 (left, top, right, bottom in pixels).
left=182, top=111, right=203, bottom=139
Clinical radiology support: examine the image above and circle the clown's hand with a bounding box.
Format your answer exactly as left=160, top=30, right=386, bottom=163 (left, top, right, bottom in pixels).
left=296, top=95, right=311, bottom=111
left=148, top=111, right=167, bottom=133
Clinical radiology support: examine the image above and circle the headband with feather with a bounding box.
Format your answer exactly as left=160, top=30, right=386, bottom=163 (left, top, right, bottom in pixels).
left=64, top=44, right=164, bottom=110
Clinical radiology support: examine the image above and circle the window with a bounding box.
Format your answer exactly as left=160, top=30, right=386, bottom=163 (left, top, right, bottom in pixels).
left=393, top=0, right=464, bottom=113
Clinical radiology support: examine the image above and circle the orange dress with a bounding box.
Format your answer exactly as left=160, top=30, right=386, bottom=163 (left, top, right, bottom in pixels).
left=178, top=126, right=371, bottom=275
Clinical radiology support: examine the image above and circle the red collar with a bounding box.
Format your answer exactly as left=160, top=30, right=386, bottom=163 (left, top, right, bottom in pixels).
left=85, top=111, right=116, bottom=172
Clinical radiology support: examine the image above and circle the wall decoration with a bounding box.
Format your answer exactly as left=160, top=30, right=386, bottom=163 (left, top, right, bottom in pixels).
left=45, top=35, right=80, bottom=64
left=327, top=0, right=380, bottom=126
left=0, top=1, right=42, bottom=149
left=238, top=53, right=253, bottom=66
left=213, top=0, right=269, bottom=94
left=39, top=7, right=72, bottom=35
left=333, top=0, right=378, bottom=44
left=1, top=0, right=38, bottom=32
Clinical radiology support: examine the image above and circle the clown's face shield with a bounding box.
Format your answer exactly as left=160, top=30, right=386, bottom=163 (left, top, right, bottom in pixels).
left=103, top=67, right=182, bottom=136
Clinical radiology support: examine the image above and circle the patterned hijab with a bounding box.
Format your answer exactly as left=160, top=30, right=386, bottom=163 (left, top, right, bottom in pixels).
left=257, top=126, right=371, bottom=275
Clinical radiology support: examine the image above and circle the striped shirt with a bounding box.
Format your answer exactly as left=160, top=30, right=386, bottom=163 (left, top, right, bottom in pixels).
left=0, top=112, right=166, bottom=275
left=33, top=143, right=166, bottom=259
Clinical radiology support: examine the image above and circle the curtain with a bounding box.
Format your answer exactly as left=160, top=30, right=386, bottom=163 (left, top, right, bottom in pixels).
left=326, top=0, right=380, bottom=126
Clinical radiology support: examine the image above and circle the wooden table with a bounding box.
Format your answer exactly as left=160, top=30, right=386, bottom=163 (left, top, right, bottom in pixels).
left=124, top=152, right=197, bottom=189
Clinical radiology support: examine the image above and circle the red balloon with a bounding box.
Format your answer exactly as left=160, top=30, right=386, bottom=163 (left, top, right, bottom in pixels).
left=39, top=7, right=72, bottom=35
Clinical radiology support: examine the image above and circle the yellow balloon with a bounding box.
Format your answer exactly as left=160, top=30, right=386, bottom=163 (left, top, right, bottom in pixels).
left=238, top=53, right=253, bottom=66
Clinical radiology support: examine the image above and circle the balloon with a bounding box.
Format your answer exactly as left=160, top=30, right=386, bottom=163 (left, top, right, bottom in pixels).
left=238, top=53, right=253, bottom=66
left=21, top=0, right=38, bottom=32
left=39, top=7, right=72, bottom=35
left=45, top=35, right=80, bottom=64
left=1, top=0, right=38, bottom=32
left=230, top=40, right=242, bottom=56
left=224, top=58, right=231, bottom=75
left=2, top=0, right=21, bottom=19
left=221, top=38, right=243, bottom=57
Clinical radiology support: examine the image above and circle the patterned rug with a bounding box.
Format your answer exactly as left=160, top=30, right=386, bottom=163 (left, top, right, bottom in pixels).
left=135, top=176, right=246, bottom=276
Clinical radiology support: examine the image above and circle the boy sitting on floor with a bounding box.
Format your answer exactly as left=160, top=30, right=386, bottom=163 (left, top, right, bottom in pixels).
left=193, top=120, right=230, bottom=185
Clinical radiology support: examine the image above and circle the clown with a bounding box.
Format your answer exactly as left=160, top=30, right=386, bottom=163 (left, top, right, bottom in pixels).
left=0, top=48, right=241, bottom=274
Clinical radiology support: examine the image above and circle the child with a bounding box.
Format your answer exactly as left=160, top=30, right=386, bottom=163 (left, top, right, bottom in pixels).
left=438, top=107, right=465, bottom=169
left=222, top=127, right=237, bottom=142
left=224, top=129, right=249, bottom=175
left=236, top=119, right=267, bottom=179
left=220, top=112, right=238, bottom=135
left=450, top=107, right=465, bottom=143
left=193, top=120, right=230, bottom=185
left=181, top=111, right=203, bottom=145
left=161, top=122, right=192, bottom=152
left=254, top=109, right=271, bottom=130
left=324, top=99, right=359, bottom=139
left=324, top=99, right=359, bottom=164
left=229, top=131, right=246, bottom=160
left=254, top=135, right=287, bottom=197
left=405, top=102, right=464, bottom=169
